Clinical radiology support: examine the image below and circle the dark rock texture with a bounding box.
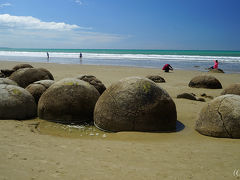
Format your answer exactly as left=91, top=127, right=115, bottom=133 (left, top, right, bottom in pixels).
left=146, top=75, right=165, bottom=83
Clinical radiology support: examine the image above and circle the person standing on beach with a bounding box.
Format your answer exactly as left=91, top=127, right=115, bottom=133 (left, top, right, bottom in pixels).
left=80, top=52, right=82, bottom=58
left=209, top=60, right=219, bottom=69
left=162, top=64, right=173, bottom=72
left=47, top=52, right=49, bottom=59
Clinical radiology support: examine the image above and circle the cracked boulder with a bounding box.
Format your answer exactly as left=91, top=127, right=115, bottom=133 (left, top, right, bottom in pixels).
left=25, top=80, right=55, bottom=104
left=0, top=84, right=37, bottom=119
left=221, top=83, right=240, bottom=96
left=76, top=75, right=106, bottom=95
left=195, top=94, right=240, bottom=138
left=189, top=75, right=222, bottom=89
left=38, top=78, right=100, bottom=124
left=9, top=68, right=54, bottom=88
left=94, top=77, right=177, bottom=132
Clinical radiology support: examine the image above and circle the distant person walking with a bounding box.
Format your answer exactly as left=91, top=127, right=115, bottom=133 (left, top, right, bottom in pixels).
left=47, top=52, right=49, bottom=59
left=80, top=52, right=82, bottom=58
left=162, top=64, right=173, bottom=72
left=209, top=60, right=219, bottom=69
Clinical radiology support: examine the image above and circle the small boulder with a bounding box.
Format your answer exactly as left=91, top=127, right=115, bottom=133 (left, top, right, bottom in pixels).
left=0, top=78, right=18, bottom=86
left=189, top=75, right=222, bottom=89
left=0, top=84, right=37, bottom=119
left=25, top=80, right=55, bottom=103
left=177, top=93, right=197, bottom=100
left=195, top=94, right=240, bottom=138
left=146, top=75, right=165, bottom=83
left=12, top=64, right=33, bottom=71
left=38, top=78, right=100, bottom=124
left=76, top=75, right=106, bottom=94
left=94, top=77, right=177, bottom=132
left=208, top=68, right=224, bottom=73
left=221, top=83, right=240, bottom=96
left=9, top=68, right=54, bottom=88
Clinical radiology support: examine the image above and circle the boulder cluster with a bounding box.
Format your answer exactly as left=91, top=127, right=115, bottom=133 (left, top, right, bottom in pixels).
left=0, top=65, right=239, bottom=138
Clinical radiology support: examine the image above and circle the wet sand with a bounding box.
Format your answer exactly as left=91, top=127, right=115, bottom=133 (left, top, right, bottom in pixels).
left=0, top=60, right=240, bottom=180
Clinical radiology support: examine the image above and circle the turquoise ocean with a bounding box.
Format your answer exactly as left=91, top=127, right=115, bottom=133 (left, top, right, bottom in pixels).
left=0, top=48, right=240, bottom=73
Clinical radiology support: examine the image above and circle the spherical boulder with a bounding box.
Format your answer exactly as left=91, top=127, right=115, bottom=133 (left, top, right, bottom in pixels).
left=76, top=75, right=106, bottom=94
left=221, top=83, right=240, bottom=96
left=38, top=78, right=100, bottom=124
left=0, top=84, right=37, bottom=119
left=195, top=94, right=240, bottom=138
left=94, top=77, right=177, bottom=132
left=12, top=64, right=33, bottom=71
left=9, top=68, right=54, bottom=88
left=189, top=75, right=222, bottom=89
left=0, top=78, right=18, bottom=86
left=146, top=75, right=165, bottom=83
left=25, top=80, right=55, bottom=103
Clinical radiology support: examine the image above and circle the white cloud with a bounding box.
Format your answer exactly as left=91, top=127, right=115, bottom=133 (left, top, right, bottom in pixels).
left=0, top=2, right=11, bottom=8
left=75, top=0, right=82, bottom=5
left=0, top=14, right=81, bottom=31
left=0, top=14, right=126, bottom=48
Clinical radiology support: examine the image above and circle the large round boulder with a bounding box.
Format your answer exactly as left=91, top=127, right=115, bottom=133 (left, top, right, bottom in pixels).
left=25, top=80, right=55, bottom=103
left=9, top=68, right=54, bottom=88
left=76, top=75, right=106, bottom=95
left=195, top=94, right=240, bottom=138
left=221, top=83, right=240, bottom=96
left=12, top=64, right=33, bottom=71
left=0, top=78, right=18, bottom=86
left=189, top=75, right=222, bottom=89
left=94, top=77, right=177, bottom=132
left=38, top=78, right=100, bottom=124
left=0, top=84, right=37, bottom=119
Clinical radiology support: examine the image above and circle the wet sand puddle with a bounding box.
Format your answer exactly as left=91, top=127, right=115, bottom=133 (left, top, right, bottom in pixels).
left=32, top=119, right=185, bottom=142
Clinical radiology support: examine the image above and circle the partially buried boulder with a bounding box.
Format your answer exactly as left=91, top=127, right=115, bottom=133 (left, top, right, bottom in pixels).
left=76, top=75, right=106, bottom=95
left=25, top=80, right=55, bottom=103
left=195, top=94, right=240, bottom=138
left=221, top=83, right=240, bottom=96
left=189, top=75, right=222, bottom=89
left=208, top=68, right=224, bottom=73
left=0, top=84, right=37, bottom=119
left=38, top=78, right=100, bottom=124
left=0, top=78, right=18, bottom=86
left=9, top=68, right=54, bottom=88
left=94, top=77, right=177, bottom=132
left=177, top=93, right=197, bottom=100
left=146, top=75, right=165, bottom=83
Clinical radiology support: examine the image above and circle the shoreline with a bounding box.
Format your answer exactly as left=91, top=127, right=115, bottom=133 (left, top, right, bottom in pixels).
left=0, top=60, right=240, bottom=179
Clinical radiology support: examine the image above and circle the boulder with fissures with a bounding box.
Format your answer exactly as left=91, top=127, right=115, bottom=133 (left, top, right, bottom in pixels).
left=221, top=83, right=240, bottom=96
left=9, top=68, right=54, bottom=88
left=146, top=75, right=165, bottom=83
left=0, top=78, right=18, bottom=86
left=0, top=84, right=37, bottom=119
left=38, top=78, right=100, bottom=124
left=12, top=64, right=33, bottom=71
left=76, top=75, right=106, bottom=95
left=25, top=80, right=55, bottom=103
left=94, top=77, right=177, bottom=132
left=189, top=75, right=222, bottom=89
left=195, top=94, right=240, bottom=138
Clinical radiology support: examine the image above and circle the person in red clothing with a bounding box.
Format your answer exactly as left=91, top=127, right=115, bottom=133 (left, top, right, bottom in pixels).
left=209, top=60, right=219, bottom=69
left=162, top=64, right=173, bottom=72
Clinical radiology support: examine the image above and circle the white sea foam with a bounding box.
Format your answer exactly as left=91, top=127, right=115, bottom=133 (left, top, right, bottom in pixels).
left=0, top=50, right=240, bottom=62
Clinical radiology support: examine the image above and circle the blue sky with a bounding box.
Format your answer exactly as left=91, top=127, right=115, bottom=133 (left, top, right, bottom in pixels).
left=0, top=0, right=240, bottom=50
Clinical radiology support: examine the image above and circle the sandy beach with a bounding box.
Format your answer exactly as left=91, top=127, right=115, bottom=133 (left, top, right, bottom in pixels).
left=0, top=60, right=240, bottom=180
